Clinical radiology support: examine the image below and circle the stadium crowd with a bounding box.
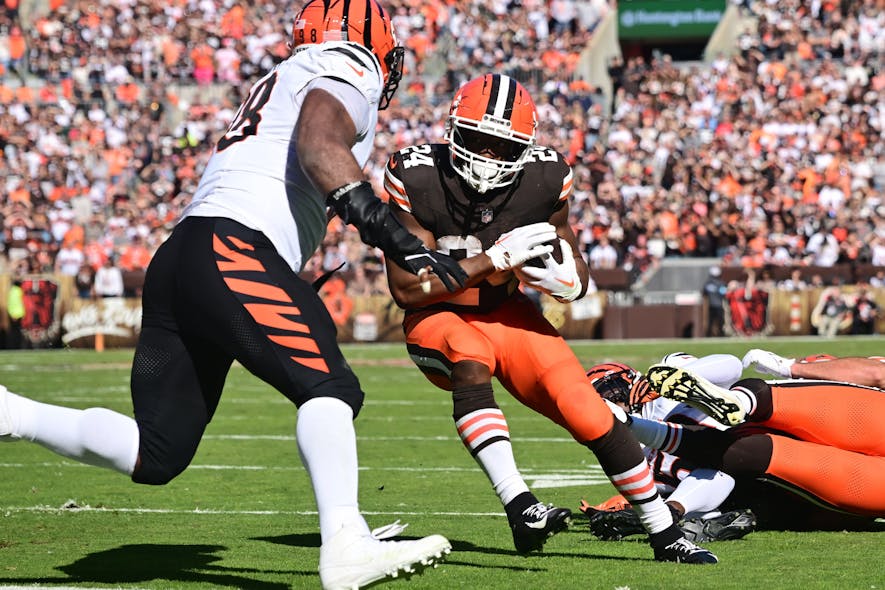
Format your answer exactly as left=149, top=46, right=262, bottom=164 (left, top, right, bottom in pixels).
left=0, top=0, right=883, bottom=303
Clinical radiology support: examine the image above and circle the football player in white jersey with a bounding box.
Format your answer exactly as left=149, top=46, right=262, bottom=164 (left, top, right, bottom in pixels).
left=0, top=2, right=465, bottom=588
left=582, top=355, right=757, bottom=543
left=590, top=352, right=885, bottom=534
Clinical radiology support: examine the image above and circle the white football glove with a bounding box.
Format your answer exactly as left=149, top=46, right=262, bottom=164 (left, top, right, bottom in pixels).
left=485, top=222, right=556, bottom=271
left=742, top=348, right=795, bottom=378
left=516, top=238, right=583, bottom=302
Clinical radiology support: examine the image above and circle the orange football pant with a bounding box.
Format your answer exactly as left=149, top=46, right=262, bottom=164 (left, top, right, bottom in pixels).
left=403, top=296, right=613, bottom=443
left=762, top=382, right=885, bottom=516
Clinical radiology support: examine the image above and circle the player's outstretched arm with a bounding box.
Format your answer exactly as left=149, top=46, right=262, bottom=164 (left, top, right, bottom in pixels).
left=743, top=349, right=885, bottom=389
left=792, top=356, right=885, bottom=388
left=296, top=88, right=466, bottom=292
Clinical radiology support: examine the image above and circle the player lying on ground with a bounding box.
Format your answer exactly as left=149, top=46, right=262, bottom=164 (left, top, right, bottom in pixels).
left=587, top=351, right=885, bottom=537
left=580, top=355, right=756, bottom=543
left=632, top=359, right=885, bottom=521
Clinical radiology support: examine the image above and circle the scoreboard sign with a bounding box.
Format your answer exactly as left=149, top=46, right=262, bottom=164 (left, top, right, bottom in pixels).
left=618, top=0, right=725, bottom=40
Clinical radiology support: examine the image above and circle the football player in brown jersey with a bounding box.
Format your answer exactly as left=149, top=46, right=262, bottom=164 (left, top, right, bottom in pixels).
left=382, top=73, right=718, bottom=564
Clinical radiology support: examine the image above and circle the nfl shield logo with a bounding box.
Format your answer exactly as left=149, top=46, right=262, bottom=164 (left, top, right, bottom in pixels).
left=481, top=208, right=493, bottom=223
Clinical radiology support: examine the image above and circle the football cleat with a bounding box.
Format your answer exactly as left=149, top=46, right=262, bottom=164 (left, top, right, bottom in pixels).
left=680, top=509, right=757, bottom=543
left=318, top=525, right=451, bottom=590
left=584, top=506, right=644, bottom=541
left=510, top=502, right=572, bottom=553
left=647, top=365, right=747, bottom=426
left=653, top=537, right=719, bottom=564
left=0, top=385, right=20, bottom=441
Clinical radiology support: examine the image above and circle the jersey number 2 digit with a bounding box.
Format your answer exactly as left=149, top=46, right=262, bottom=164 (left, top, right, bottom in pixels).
left=217, top=73, right=278, bottom=151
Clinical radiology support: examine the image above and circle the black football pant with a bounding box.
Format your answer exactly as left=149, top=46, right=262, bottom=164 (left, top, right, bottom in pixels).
left=130, top=217, right=363, bottom=485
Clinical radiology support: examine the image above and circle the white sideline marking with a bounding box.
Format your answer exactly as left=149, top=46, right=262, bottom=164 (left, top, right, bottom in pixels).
left=198, top=434, right=577, bottom=443
left=0, top=461, right=610, bottom=490
left=3, top=505, right=506, bottom=517
left=0, top=462, right=605, bottom=474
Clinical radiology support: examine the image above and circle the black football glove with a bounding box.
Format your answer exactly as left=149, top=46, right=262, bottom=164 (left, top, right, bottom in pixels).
left=326, top=181, right=467, bottom=292
left=393, top=246, right=467, bottom=293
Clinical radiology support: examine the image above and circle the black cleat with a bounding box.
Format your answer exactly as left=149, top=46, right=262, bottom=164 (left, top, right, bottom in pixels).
left=680, top=509, right=756, bottom=543
left=585, top=507, right=645, bottom=541
left=646, top=364, right=747, bottom=426
left=509, top=502, right=572, bottom=553
left=654, top=537, right=719, bottom=564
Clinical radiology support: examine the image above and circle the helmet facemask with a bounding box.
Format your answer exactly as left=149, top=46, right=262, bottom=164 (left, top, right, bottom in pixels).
left=588, top=365, right=655, bottom=414
left=379, top=45, right=404, bottom=110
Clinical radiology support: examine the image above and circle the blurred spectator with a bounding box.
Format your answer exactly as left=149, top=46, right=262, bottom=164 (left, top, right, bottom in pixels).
left=319, top=276, right=353, bottom=328
left=6, top=277, right=24, bottom=349
left=813, top=287, right=851, bottom=338
left=74, top=262, right=95, bottom=299
left=850, top=287, right=879, bottom=335
left=587, top=233, right=618, bottom=269
left=702, top=266, right=727, bottom=337
left=54, top=243, right=84, bottom=277
left=93, top=257, right=124, bottom=298
left=779, top=268, right=808, bottom=292
left=117, top=235, right=151, bottom=272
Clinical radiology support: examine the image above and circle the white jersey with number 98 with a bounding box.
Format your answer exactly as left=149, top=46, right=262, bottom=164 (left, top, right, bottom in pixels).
left=183, top=41, right=383, bottom=272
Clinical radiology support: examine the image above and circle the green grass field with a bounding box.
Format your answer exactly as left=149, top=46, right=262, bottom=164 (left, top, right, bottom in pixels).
left=0, top=337, right=883, bottom=589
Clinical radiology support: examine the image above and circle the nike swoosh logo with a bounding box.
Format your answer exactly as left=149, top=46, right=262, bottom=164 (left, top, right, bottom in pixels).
left=346, top=62, right=365, bottom=77
left=524, top=515, right=548, bottom=529
left=555, top=278, right=575, bottom=287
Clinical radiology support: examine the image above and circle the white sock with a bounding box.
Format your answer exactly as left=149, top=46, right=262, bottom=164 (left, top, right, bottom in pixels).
left=296, top=397, right=370, bottom=543
left=683, top=354, right=743, bottom=388
left=627, top=415, right=671, bottom=449
left=635, top=496, right=676, bottom=534
left=608, top=462, right=672, bottom=534
left=455, top=408, right=529, bottom=506
left=475, top=442, right=530, bottom=506
left=730, top=385, right=757, bottom=415
left=10, top=392, right=139, bottom=475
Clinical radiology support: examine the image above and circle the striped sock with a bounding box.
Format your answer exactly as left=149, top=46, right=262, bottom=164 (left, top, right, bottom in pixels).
left=456, top=408, right=528, bottom=505
left=609, top=462, right=673, bottom=535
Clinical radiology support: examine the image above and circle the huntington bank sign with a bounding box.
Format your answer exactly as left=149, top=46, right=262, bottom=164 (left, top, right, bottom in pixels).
left=618, top=0, right=725, bottom=40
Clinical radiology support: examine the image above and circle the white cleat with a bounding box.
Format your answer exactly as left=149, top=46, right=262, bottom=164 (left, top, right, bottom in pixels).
left=0, top=385, right=20, bottom=441
left=319, top=525, right=451, bottom=590
left=646, top=365, right=747, bottom=426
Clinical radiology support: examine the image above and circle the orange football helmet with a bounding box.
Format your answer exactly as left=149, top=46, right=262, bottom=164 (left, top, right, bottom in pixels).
left=291, top=0, right=404, bottom=109
left=586, top=362, right=657, bottom=413
left=445, top=74, right=538, bottom=193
